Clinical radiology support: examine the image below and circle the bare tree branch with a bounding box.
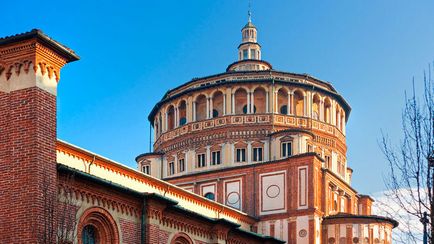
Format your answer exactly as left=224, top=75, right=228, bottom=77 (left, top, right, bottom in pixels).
left=36, top=172, right=80, bottom=244
left=379, top=63, right=434, bottom=243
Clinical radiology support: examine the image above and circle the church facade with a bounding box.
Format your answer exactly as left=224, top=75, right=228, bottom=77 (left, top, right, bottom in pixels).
left=0, top=15, right=396, bottom=244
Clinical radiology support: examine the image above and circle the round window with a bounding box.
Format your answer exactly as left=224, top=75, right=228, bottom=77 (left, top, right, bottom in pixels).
left=212, top=109, right=219, bottom=118
left=204, top=192, right=215, bottom=201
left=280, top=105, right=288, bottom=114
left=242, top=105, right=248, bottom=114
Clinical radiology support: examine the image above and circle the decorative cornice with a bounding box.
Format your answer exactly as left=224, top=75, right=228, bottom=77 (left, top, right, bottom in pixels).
left=58, top=179, right=140, bottom=218
left=322, top=213, right=399, bottom=228
left=0, top=29, right=79, bottom=82
left=153, top=114, right=346, bottom=151
left=0, top=29, right=79, bottom=61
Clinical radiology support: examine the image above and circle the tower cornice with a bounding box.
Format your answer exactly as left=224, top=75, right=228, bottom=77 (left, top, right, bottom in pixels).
left=0, top=29, right=79, bottom=94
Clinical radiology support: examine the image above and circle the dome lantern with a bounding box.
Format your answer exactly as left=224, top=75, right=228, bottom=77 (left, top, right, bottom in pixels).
left=238, top=10, right=260, bottom=61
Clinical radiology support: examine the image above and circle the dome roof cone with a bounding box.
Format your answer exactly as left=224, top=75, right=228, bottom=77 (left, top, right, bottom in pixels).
left=244, top=9, right=256, bottom=29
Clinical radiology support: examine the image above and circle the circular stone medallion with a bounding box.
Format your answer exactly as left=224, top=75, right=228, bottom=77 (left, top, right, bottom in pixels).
left=266, top=185, right=280, bottom=198
left=299, top=229, right=307, bottom=237
left=226, top=191, right=240, bottom=205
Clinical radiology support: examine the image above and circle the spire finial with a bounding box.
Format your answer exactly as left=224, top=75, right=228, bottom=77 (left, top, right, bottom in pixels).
left=248, top=0, right=252, bottom=22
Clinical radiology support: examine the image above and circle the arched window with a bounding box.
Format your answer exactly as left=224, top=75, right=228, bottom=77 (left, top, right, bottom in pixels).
left=170, top=233, right=194, bottom=244
left=204, top=192, right=215, bottom=201
left=77, top=207, right=119, bottom=244
left=82, top=225, right=97, bottom=244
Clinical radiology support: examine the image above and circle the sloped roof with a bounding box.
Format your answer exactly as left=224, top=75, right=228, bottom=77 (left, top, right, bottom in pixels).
left=0, top=29, right=79, bottom=62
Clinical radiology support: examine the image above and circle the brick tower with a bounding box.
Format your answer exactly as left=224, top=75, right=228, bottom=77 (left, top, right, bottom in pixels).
left=0, top=29, right=78, bottom=242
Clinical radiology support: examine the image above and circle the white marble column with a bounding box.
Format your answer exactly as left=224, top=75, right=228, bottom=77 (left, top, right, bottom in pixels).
left=186, top=98, right=192, bottom=122
left=209, top=97, right=213, bottom=118
left=342, top=115, right=346, bottom=134
left=247, top=92, right=251, bottom=114
left=318, top=98, right=325, bottom=121
left=287, top=92, right=291, bottom=115
left=290, top=92, right=294, bottom=115
left=231, top=143, right=235, bottom=164
left=185, top=101, right=190, bottom=123
left=206, top=146, right=211, bottom=167
left=251, top=92, right=255, bottom=113
left=184, top=152, right=188, bottom=174
left=264, top=140, right=269, bottom=161
left=274, top=90, right=278, bottom=113
left=193, top=102, right=197, bottom=122
left=153, top=121, right=157, bottom=140
left=176, top=107, right=179, bottom=127
left=223, top=94, right=226, bottom=115
left=174, top=154, right=178, bottom=174
left=206, top=97, right=210, bottom=119
left=165, top=111, right=168, bottom=131
left=247, top=141, right=252, bottom=163
left=231, top=93, right=235, bottom=114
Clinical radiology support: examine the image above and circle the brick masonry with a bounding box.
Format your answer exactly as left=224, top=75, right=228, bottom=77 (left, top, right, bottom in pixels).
left=0, top=87, right=57, bottom=243
left=120, top=218, right=141, bottom=243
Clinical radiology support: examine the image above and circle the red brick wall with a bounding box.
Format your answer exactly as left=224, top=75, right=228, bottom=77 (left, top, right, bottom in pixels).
left=168, top=154, right=319, bottom=219
left=120, top=218, right=141, bottom=243
left=146, top=224, right=170, bottom=244
left=0, top=87, right=57, bottom=242
left=158, top=227, right=170, bottom=244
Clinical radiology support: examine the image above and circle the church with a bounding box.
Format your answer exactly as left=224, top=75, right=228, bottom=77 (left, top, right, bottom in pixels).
left=0, top=12, right=397, bottom=244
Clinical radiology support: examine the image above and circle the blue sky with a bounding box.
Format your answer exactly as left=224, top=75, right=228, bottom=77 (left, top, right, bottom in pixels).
left=1, top=0, right=433, bottom=194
